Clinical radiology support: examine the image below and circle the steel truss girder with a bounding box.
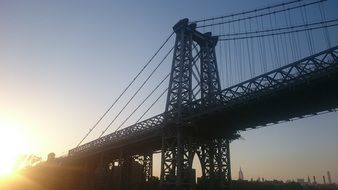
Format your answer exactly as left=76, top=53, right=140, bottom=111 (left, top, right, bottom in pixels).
left=187, top=45, right=338, bottom=117
left=219, top=46, right=338, bottom=104
left=69, top=114, right=165, bottom=156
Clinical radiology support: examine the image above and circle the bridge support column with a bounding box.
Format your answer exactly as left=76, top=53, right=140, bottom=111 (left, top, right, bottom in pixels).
left=177, top=130, right=195, bottom=188
left=103, top=152, right=131, bottom=190
left=78, top=158, right=103, bottom=190
left=161, top=127, right=195, bottom=190
left=112, top=151, right=152, bottom=190
left=142, top=153, right=153, bottom=182
left=107, top=158, right=123, bottom=190
left=196, top=139, right=231, bottom=190
left=118, top=152, right=132, bottom=190
left=65, top=160, right=90, bottom=190
left=161, top=128, right=177, bottom=188
left=93, top=156, right=111, bottom=190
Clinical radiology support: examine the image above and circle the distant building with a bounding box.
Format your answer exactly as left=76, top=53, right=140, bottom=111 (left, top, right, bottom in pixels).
left=313, top=176, right=317, bottom=184
left=238, top=167, right=244, bottom=180
left=323, top=175, right=326, bottom=184
left=327, top=171, right=332, bottom=184
left=297, top=178, right=305, bottom=185
left=307, top=176, right=311, bottom=184
left=47, top=152, right=56, bottom=162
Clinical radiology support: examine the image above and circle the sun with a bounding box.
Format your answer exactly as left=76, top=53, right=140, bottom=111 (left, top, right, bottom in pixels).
left=0, top=118, right=31, bottom=177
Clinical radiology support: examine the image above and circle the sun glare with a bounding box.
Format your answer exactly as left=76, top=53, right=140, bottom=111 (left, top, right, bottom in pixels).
left=0, top=118, right=31, bottom=177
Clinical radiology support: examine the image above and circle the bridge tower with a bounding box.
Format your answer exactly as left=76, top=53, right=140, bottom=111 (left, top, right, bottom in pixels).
left=161, top=18, right=231, bottom=189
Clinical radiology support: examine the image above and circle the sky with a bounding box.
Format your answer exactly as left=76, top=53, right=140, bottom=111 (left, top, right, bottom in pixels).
left=1, top=0, right=338, bottom=183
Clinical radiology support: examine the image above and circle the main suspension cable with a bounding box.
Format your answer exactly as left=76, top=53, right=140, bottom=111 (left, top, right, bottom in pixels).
left=218, top=23, right=338, bottom=41
left=76, top=32, right=174, bottom=147
left=114, top=73, right=170, bottom=133
left=192, top=0, right=306, bottom=23
left=217, top=19, right=338, bottom=37
left=196, top=0, right=324, bottom=28
left=136, top=88, right=168, bottom=123
left=99, top=46, right=174, bottom=138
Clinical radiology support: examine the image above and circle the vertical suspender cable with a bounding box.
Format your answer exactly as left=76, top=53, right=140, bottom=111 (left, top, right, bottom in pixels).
left=319, top=1, right=331, bottom=48
left=245, top=19, right=253, bottom=78
left=228, top=17, right=233, bottom=86
left=269, top=8, right=280, bottom=68
left=300, top=4, right=314, bottom=55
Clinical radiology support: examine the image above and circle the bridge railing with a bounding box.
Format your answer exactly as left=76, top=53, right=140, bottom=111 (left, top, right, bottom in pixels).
left=69, top=113, right=166, bottom=156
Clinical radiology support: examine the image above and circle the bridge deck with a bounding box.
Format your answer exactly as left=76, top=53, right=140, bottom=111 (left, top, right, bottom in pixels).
left=69, top=46, right=338, bottom=159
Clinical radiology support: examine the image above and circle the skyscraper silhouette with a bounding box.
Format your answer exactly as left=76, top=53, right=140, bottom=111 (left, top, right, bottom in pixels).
left=313, top=176, right=317, bottom=184
left=327, top=171, right=332, bottom=184
left=238, top=167, right=244, bottom=180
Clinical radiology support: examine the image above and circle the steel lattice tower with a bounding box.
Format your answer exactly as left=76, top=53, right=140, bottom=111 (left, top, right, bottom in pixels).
left=161, top=18, right=231, bottom=190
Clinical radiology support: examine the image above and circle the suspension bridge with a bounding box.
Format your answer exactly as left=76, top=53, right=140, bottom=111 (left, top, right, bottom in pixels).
left=52, top=0, right=338, bottom=189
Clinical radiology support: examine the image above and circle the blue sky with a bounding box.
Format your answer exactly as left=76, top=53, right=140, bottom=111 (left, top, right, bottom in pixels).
left=1, top=0, right=338, bottom=182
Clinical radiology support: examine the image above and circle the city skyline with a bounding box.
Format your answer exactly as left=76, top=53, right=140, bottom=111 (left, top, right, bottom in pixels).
left=1, top=0, right=338, bottom=183
left=235, top=166, right=335, bottom=185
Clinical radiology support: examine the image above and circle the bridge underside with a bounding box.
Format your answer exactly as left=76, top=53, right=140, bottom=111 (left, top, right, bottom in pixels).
left=62, top=59, right=338, bottom=190
left=68, top=67, right=338, bottom=158
left=191, top=68, right=338, bottom=138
